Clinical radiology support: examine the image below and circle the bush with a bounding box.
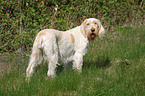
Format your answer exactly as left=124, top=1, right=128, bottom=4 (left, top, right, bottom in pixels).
left=0, top=0, right=144, bottom=52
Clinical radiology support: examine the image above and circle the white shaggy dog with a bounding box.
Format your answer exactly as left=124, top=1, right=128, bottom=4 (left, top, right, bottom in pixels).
left=26, top=18, right=105, bottom=80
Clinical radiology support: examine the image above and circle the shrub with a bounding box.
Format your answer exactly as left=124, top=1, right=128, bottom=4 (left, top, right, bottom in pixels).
left=0, top=0, right=144, bottom=52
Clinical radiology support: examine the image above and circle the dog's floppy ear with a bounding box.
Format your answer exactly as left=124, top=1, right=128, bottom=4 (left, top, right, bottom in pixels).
left=80, top=19, right=88, bottom=38
left=81, top=19, right=87, bottom=31
left=97, top=19, right=105, bottom=39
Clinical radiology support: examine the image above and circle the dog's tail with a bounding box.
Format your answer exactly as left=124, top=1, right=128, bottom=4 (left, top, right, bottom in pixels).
left=29, top=31, right=44, bottom=65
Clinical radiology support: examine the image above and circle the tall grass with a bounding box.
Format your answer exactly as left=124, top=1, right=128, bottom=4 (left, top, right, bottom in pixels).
left=0, top=26, right=145, bottom=96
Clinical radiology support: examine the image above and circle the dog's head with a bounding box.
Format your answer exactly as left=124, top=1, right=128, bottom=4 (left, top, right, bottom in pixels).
left=81, top=18, right=105, bottom=40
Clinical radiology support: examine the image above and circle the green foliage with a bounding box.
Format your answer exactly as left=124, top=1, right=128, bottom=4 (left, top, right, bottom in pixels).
left=0, top=0, right=144, bottom=52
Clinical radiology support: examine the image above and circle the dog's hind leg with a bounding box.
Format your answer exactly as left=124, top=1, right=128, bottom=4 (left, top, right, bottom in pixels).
left=47, top=54, right=58, bottom=78
left=44, top=38, right=58, bottom=78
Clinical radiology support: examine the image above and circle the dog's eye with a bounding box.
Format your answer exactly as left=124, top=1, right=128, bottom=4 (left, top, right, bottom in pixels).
left=86, top=23, right=90, bottom=25
left=94, top=22, right=97, bottom=25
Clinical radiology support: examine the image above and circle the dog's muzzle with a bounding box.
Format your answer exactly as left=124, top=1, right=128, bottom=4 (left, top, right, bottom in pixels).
left=90, top=33, right=96, bottom=40
left=90, top=28, right=96, bottom=40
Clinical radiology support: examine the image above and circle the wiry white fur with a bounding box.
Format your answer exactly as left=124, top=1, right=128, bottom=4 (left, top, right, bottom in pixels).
left=26, top=18, right=105, bottom=81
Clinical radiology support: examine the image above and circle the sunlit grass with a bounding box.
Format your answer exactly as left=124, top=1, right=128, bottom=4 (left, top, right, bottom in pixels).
left=0, top=26, right=145, bottom=96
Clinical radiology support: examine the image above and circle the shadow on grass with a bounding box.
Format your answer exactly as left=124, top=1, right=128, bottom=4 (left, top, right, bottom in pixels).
left=83, top=56, right=111, bottom=69
left=34, top=62, right=64, bottom=76
left=56, top=57, right=111, bottom=74
left=34, top=56, right=111, bottom=77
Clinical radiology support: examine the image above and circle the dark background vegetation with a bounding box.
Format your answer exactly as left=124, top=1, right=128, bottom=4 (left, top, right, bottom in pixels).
left=0, top=0, right=144, bottom=52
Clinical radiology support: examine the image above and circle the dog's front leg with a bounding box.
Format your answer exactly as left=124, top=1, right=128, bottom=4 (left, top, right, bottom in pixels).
left=73, top=53, right=83, bottom=73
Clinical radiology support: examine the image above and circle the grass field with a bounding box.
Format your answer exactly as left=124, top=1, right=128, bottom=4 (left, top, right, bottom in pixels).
left=0, top=25, right=145, bottom=96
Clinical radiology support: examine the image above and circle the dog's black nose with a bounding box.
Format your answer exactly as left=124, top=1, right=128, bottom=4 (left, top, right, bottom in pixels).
left=91, top=29, right=95, bottom=32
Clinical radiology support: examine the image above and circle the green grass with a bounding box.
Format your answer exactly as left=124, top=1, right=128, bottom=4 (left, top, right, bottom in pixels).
left=0, top=26, right=145, bottom=96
